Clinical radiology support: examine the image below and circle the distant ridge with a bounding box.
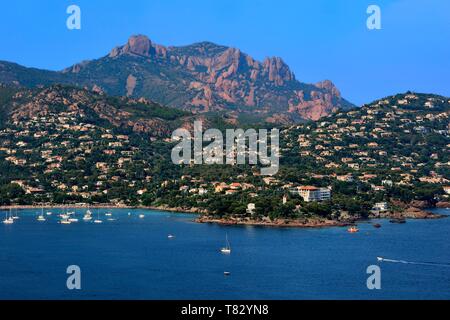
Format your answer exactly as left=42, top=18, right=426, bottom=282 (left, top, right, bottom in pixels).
left=0, top=35, right=355, bottom=124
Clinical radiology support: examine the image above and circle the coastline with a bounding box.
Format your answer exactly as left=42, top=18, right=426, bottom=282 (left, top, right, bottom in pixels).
left=0, top=204, right=204, bottom=214
left=195, top=216, right=352, bottom=228
left=1, top=202, right=447, bottom=229
left=196, top=204, right=448, bottom=228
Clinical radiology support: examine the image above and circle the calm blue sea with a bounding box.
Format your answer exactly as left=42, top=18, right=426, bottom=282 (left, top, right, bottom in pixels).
left=0, top=208, right=449, bottom=300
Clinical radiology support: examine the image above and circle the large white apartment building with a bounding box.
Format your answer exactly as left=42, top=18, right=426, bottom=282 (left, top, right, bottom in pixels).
left=289, top=186, right=332, bottom=202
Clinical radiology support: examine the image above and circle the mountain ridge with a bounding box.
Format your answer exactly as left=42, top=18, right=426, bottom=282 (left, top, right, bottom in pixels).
left=0, top=35, right=354, bottom=123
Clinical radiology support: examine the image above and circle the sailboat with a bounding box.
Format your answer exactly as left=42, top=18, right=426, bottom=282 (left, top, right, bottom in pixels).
left=63, top=207, right=77, bottom=222
left=3, top=210, right=14, bottom=224
left=59, top=212, right=69, bottom=219
left=60, top=217, right=72, bottom=224
left=12, top=209, right=20, bottom=220
left=94, top=210, right=103, bottom=224
left=68, top=215, right=79, bottom=223
left=83, top=207, right=93, bottom=221
left=220, top=234, right=231, bottom=254
left=37, top=207, right=46, bottom=222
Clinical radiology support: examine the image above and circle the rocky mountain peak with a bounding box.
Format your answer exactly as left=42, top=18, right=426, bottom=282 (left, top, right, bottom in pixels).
left=110, top=35, right=155, bottom=58
left=0, top=35, right=355, bottom=123
left=316, top=80, right=341, bottom=98
left=262, top=57, right=294, bottom=85
left=127, top=35, right=152, bottom=55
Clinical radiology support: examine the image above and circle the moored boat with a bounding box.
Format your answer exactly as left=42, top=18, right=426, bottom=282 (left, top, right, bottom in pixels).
left=347, top=226, right=359, bottom=233
left=3, top=210, right=14, bottom=224
left=220, top=234, right=232, bottom=254
left=83, top=209, right=93, bottom=221
left=60, top=218, right=72, bottom=225
left=94, top=210, right=103, bottom=224
left=37, top=208, right=46, bottom=222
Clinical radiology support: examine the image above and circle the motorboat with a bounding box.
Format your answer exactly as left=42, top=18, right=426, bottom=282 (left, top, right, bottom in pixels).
left=347, top=226, right=359, bottom=233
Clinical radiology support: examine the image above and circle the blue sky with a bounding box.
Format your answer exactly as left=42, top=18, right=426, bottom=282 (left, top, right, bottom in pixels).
left=1, top=0, right=449, bottom=105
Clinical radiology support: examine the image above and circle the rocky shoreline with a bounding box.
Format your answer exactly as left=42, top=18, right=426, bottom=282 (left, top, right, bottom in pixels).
left=196, top=216, right=352, bottom=228
left=370, top=207, right=445, bottom=220
left=436, top=201, right=450, bottom=208
left=197, top=204, right=447, bottom=228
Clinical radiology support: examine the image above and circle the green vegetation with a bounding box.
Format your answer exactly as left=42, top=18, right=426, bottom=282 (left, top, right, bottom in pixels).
left=0, top=86, right=449, bottom=223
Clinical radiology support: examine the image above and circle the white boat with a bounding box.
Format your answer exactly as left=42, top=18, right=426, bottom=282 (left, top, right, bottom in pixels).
left=83, top=209, right=93, bottom=221
left=3, top=218, right=14, bottom=224
left=37, top=208, right=46, bottom=222
left=220, top=234, right=231, bottom=254
left=377, top=257, right=384, bottom=262
left=94, top=210, right=103, bottom=224
left=107, top=218, right=116, bottom=221
left=3, top=210, right=14, bottom=224
left=66, top=210, right=78, bottom=222
left=60, top=219, right=72, bottom=225
left=60, top=214, right=69, bottom=219
left=105, top=212, right=112, bottom=217
left=11, top=209, right=19, bottom=220
left=168, top=234, right=175, bottom=239
left=46, top=211, right=53, bottom=216
left=139, top=214, right=145, bottom=219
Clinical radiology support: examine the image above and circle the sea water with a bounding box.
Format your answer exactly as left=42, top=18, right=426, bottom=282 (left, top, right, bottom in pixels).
left=0, top=208, right=449, bottom=300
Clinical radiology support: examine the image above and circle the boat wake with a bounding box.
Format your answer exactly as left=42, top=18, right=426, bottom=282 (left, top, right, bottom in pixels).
left=377, top=257, right=450, bottom=268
